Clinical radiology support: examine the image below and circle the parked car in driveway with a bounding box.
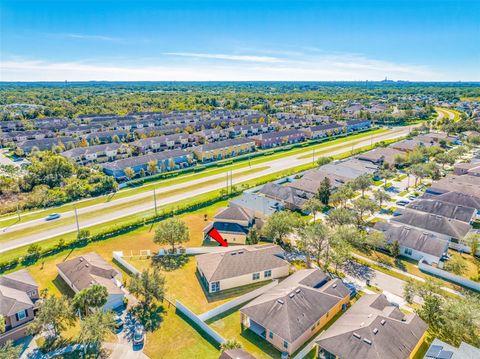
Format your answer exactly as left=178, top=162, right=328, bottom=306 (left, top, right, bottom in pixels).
left=46, top=213, right=61, bottom=221
left=114, top=315, right=124, bottom=330
left=396, top=200, right=410, bottom=206
left=133, top=324, right=145, bottom=346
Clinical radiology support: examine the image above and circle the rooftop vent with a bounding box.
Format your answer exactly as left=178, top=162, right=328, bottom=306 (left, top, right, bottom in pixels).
left=332, top=283, right=337, bottom=288
left=363, top=338, right=372, bottom=345
left=289, top=293, right=295, bottom=298
left=79, top=258, right=83, bottom=261
left=353, top=332, right=361, bottom=339
left=295, top=289, right=301, bottom=293
left=373, top=328, right=378, bottom=334
left=380, top=319, right=386, bottom=326
left=231, top=253, right=237, bottom=256
left=277, top=299, right=284, bottom=305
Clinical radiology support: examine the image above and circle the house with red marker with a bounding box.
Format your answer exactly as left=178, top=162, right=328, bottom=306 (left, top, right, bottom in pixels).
left=196, top=244, right=290, bottom=293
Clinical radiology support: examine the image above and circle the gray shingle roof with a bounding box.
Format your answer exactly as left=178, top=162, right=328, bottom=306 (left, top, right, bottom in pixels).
left=259, top=182, right=308, bottom=208
left=406, top=199, right=476, bottom=223
left=240, top=269, right=350, bottom=343
left=0, top=269, right=37, bottom=317
left=214, top=207, right=253, bottom=222
left=196, top=244, right=288, bottom=282
left=426, top=192, right=480, bottom=211
left=316, top=294, right=427, bottom=359
left=392, top=209, right=472, bottom=239
left=218, top=349, right=256, bottom=359
left=374, top=221, right=449, bottom=258
left=57, top=252, right=122, bottom=294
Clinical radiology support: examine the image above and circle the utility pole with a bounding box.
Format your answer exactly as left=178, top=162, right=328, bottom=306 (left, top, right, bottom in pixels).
left=17, top=203, right=20, bottom=221
left=226, top=172, right=229, bottom=195
left=312, top=149, right=315, bottom=164
left=73, top=205, right=80, bottom=237
left=153, top=188, right=158, bottom=216
left=230, top=170, right=233, bottom=193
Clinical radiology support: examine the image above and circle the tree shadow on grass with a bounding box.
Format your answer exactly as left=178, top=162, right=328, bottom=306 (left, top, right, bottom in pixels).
left=152, top=254, right=189, bottom=271
left=130, top=303, right=165, bottom=332
left=52, top=275, right=76, bottom=297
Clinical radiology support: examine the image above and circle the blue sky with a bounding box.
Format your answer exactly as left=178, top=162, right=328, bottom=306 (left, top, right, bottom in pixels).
left=1, top=0, right=479, bottom=81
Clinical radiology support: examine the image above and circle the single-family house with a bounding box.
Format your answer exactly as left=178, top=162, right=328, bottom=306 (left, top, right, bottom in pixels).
left=203, top=207, right=255, bottom=245
left=196, top=244, right=289, bottom=293
left=316, top=294, right=427, bottom=359
left=219, top=349, right=256, bottom=359
left=0, top=269, right=39, bottom=344
left=240, top=269, right=350, bottom=355
left=424, top=338, right=480, bottom=359
left=229, top=192, right=284, bottom=222
left=374, top=221, right=449, bottom=265
left=259, top=182, right=309, bottom=211
left=406, top=199, right=476, bottom=224
left=356, top=147, right=405, bottom=166
left=426, top=175, right=480, bottom=198
left=453, top=162, right=480, bottom=177
left=57, top=252, right=125, bottom=310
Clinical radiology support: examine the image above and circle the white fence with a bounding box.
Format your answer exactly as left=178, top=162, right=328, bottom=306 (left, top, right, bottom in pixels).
left=175, top=300, right=226, bottom=345
left=199, top=280, right=279, bottom=321
left=113, top=251, right=140, bottom=275
left=419, top=258, right=480, bottom=292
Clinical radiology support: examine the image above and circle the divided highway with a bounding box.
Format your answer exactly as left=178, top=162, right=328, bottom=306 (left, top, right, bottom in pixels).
left=0, top=126, right=414, bottom=253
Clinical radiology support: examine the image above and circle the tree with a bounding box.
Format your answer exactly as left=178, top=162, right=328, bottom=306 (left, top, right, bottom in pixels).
left=394, top=154, right=406, bottom=167
left=389, top=240, right=401, bottom=259
left=72, top=284, right=108, bottom=317
left=301, top=197, right=323, bottom=222
left=330, top=184, right=355, bottom=208
left=373, top=189, right=391, bottom=208
left=77, top=228, right=90, bottom=242
left=147, top=160, right=158, bottom=175
left=351, top=174, right=373, bottom=197
left=378, top=168, right=395, bottom=187
left=297, top=221, right=330, bottom=268
left=327, top=208, right=355, bottom=227
left=330, top=233, right=352, bottom=273
left=317, top=177, right=331, bottom=205
left=352, top=197, right=377, bottom=227
left=443, top=254, right=468, bottom=275
left=365, top=230, right=386, bottom=251
left=124, top=167, right=135, bottom=180
left=466, top=233, right=479, bottom=256
left=28, top=294, right=75, bottom=338
left=246, top=227, right=259, bottom=245
left=220, top=339, right=243, bottom=351
left=316, top=156, right=332, bottom=167
left=26, top=243, right=42, bottom=261
left=139, top=168, right=146, bottom=178
left=0, top=341, right=21, bottom=359
left=261, top=211, right=299, bottom=245
left=435, top=152, right=455, bottom=169
left=128, top=269, right=166, bottom=308
left=78, top=310, right=115, bottom=354
left=154, top=218, right=189, bottom=253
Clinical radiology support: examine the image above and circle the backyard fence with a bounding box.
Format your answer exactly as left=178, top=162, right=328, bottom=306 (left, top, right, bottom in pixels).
left=419, top=258, right=480, bottom=292
left=112, top=251, right=140, bottom=275
left=175, top=300, right=226, bottom=345
left=198, top=280, right=279, bottom=321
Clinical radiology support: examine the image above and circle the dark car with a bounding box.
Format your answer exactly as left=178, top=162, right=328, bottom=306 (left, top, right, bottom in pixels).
left=45, top=213, right=61, bottom=221
left=396, top=200, right=410, bottom=206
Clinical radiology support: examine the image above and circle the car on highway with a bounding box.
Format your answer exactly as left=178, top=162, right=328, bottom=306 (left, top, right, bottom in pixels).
left=133, top=324, right=145, bottom=346
left=45, top=213, right=61, bottom=221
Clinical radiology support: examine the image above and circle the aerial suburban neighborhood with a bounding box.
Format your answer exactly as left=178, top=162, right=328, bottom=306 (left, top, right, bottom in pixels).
left=1, top=1, right=480, bottom=359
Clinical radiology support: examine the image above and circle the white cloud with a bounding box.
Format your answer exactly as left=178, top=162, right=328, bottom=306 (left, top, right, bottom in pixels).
left=163, top=52, right=285, bottom=63
left=0, top=53, right=457, bottom=81
left=63, top=33, right=120, bottom=42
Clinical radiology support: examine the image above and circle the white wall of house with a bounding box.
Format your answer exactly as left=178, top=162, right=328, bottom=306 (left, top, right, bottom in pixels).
left=400, top=245, right=443, bottom=265
left=205, top=265, right=289, bottom=293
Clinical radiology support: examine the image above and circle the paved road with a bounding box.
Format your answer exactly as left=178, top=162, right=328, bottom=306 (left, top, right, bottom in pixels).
left=0, top=126, right=414, bottom=253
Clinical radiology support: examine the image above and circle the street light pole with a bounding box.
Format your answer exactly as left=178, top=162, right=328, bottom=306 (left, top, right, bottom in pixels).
left=153, top=188, right=158, bottom=216
left=73, top=205, right=80, bottom=236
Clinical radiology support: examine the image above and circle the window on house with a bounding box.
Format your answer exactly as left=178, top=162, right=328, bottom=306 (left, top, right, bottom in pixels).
left=211, top=281, right=220, bottom=292
left=283, top=341, right=289, bottom=349
left=16, top=310, right=28, bottom=321
left=264, top=270, right=272, bottom=278
left=252, top=273, right=260, bottom=280
left=269, top=331, right=273, bottom=339
left=404, top=248, right=413, bottom=256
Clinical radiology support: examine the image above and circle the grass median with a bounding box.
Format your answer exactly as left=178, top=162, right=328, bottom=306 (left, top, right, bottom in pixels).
left=0, top=128, right=388, bottom=227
